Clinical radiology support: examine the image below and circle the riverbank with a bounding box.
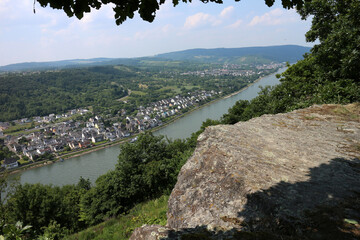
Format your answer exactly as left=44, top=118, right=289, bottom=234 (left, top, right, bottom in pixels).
left=3, top=69, right=281, bottom=176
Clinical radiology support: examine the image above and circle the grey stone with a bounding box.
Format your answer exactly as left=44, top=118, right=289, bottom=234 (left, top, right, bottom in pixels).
left=131, top=104, right=360, bottom=239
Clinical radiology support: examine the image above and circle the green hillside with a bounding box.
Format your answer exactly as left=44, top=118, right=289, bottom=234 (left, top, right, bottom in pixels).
left=154, top=45, right=311, bottom=63
left=65, top=195, right=168, bottom=240
left=0, top=45, right=309, bottom=72
left=0, top=61, right=278, bottom=121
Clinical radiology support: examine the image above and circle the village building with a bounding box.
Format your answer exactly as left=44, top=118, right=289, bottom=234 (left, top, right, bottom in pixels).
left=2, top=158, right=19, bottom=169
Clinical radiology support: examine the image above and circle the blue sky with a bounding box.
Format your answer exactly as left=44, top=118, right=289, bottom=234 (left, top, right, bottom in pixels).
left=0, top=0, right=314, bottom=66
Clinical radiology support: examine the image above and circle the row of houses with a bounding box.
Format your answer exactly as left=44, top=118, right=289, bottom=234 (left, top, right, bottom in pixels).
left=181, top=68, right=256, bottom=77
left=3, top=90, right=219, bottom=165
left=0, top=108, right=90, bottom=129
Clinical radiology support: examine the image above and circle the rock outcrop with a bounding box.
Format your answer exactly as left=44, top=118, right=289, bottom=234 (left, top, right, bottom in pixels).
left=130, top=104, right=360, bottom=239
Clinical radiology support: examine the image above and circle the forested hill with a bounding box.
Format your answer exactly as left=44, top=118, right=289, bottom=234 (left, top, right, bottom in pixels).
left=0, top=66, right=137, bottom=121
left=154, top=45, right=311, bottom=63
left=0, top=58, right=117, bottom=72
left=0, top=45, right=310, bottom=72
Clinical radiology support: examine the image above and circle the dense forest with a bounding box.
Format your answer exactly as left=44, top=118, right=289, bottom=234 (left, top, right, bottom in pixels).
left=0, top=67, right=132, bottom=121
left=0, top=62, right=274, bottom=122
left=1, top=0, right=359, bottom=239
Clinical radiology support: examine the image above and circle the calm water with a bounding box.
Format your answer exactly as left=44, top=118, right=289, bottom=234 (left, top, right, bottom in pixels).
left=15, top=68, right=286, bottom=186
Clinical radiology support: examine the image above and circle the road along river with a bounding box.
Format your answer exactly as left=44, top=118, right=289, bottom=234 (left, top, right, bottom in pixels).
left=14, top=68, right=286, bottom=186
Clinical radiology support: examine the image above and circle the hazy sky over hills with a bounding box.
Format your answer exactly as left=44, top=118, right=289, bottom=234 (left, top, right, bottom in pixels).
left=0, top=0, right=314, bottom=66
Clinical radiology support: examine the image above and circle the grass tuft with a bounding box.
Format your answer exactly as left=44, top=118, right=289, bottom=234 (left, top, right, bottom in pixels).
left=65, top=195, right=168, bottom=240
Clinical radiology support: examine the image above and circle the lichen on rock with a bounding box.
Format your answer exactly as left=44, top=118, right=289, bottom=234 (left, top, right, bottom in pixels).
left=131, top=104, right=360, bottom=239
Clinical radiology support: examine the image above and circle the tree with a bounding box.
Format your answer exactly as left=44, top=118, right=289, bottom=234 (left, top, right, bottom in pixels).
left=298, top=0, right=360, bottom=83
left=36, top=0, right=311, bottom=25
left=0, top=174, right=19, bottom=236
left=79, top=132, right=192, bottom=225
left=6, top=183, right=88, bottom=235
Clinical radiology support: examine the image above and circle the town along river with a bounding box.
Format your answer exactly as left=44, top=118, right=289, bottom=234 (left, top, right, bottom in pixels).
left=14, top=68, right=286, bottom=186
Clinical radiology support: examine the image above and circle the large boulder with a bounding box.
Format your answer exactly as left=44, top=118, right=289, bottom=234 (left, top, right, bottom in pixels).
left=131, top=104, right=360, bottom=239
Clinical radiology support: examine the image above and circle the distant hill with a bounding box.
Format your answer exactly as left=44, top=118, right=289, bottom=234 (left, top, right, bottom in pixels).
left=0, top=58, right=117, bottom=72
left=0, top=45, right=311, bottom=72
left=154, top=45, right=311, bottom=64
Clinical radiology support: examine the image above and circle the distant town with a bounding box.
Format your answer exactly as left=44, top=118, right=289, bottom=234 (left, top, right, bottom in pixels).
left=0, top=89, right=221, bottom=170
left=180, top=63, right=284, bottom=76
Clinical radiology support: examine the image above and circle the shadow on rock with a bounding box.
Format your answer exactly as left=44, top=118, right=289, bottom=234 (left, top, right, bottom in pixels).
left=234, top=157, right=360, bottom=239
left=131, top=157, right=360, bottom=239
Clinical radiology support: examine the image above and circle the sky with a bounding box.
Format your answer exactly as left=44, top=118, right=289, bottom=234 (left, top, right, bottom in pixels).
left=0, top=0, right=314, bottom=66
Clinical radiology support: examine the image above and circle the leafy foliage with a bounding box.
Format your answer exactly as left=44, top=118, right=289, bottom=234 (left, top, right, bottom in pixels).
left=79, top=132, right=192, bottom=225
left=222, top=57, right=359, bottom=124
left=1, top=221, right=32, bottom=240
left=0, top=66, right=130, bottom=121
left=35, top=0, right=311, bottom=25
left=66, top=195, right=168, bottom=240
left=5, top=178, right=91, bottom=236
left=299, top=0, right=360, bottom=82
left=0, top=145, right=18, bottom=163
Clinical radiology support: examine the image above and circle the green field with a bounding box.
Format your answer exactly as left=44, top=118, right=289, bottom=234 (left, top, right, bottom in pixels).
left=131, top=90, right=147, bottom=96
left=159, top=85, right=200, bottom=94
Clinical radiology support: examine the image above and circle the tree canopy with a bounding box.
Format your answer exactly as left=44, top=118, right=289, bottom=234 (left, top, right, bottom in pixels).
left=220, top=0, right=360, bottom=124
left=298, top=0, right=360, bottom=82
left=36, top=0, right=311, bottom=25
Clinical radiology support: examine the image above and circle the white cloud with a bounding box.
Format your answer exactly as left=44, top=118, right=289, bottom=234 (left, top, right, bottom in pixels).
left=184, top=12, right=212, bottom=29
left=227, top=19, right=243, bottom=29
left=220, top=6, right=234, bottom=18
left=249, top=8, right=297, bottom=26
left=184, top=12, right=223, bottom=29
left=183, top=6, right=237, bottom=30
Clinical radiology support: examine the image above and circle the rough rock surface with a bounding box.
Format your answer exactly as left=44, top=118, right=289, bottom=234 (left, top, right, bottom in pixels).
left=131, top=104, right=360, bottom=238
left=129, top=225, right=173, bottom=240
left=129, top=225, right=244, bottom=240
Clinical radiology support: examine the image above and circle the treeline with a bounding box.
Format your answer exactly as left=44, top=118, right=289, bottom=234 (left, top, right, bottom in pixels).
left=1, top=133, right=197, bottom=239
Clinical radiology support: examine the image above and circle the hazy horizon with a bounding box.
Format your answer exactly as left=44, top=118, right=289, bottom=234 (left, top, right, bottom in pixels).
left=0, top=44, right=312, bottom=67
left=0, top=0, right=314, bottom=66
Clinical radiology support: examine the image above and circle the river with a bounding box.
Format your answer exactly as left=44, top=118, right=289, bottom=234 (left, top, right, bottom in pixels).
left=15, top=68, right=286, bottom=186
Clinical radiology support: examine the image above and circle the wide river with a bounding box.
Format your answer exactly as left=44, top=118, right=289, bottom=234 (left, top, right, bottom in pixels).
left=15, top=68, right=286, bottom=186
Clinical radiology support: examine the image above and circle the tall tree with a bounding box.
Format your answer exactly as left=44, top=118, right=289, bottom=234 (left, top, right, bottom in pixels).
left=299, top=0, right=360, bottom=82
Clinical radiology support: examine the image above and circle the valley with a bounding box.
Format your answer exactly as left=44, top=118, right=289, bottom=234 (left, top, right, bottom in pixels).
left=1, top=47, right=301, bottom=173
